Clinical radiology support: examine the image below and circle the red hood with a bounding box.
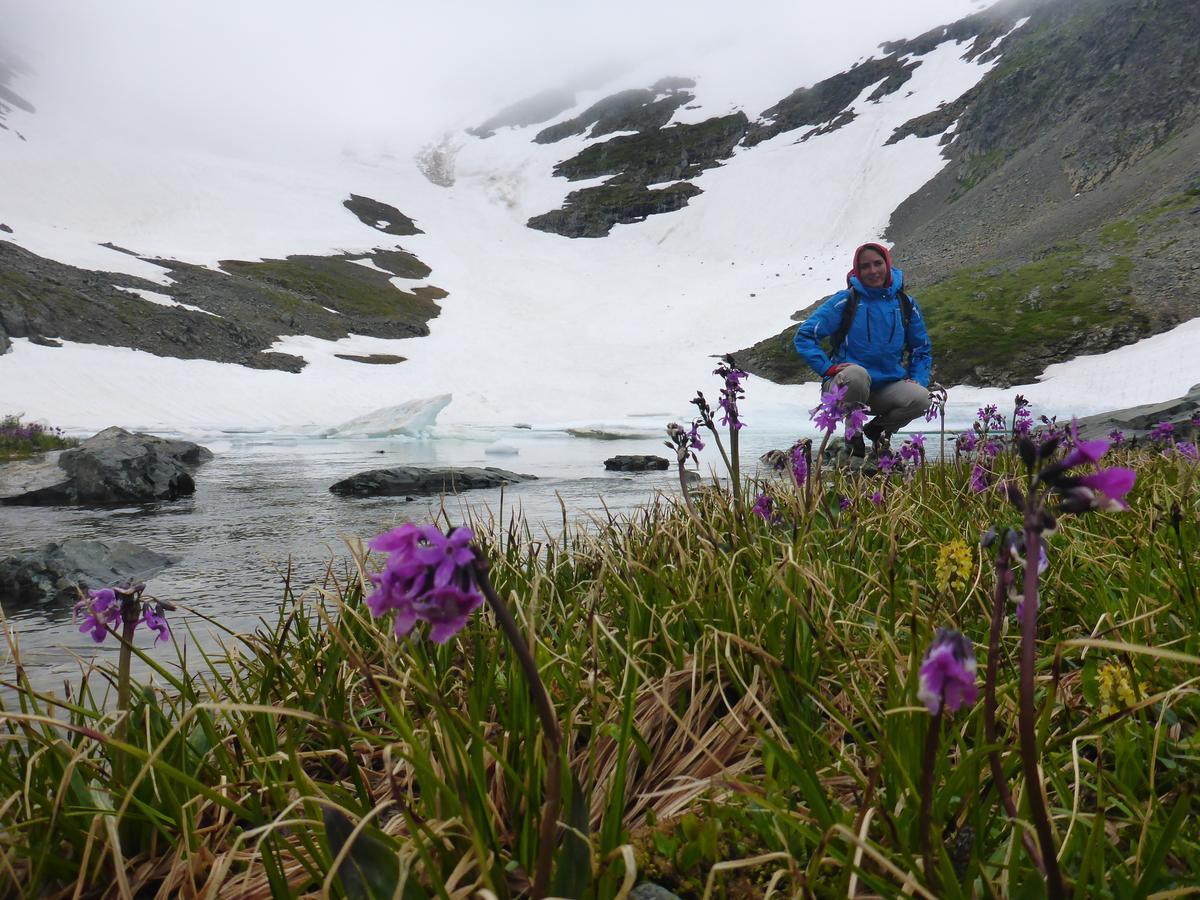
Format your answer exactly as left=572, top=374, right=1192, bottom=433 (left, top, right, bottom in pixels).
left=847, top=242, right=894, bottom=289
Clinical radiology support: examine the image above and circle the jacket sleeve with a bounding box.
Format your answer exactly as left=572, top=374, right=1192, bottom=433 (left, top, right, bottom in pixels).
left=905, top=296, right=933, bottom=386
left=793, top=292, right=849, bottom=378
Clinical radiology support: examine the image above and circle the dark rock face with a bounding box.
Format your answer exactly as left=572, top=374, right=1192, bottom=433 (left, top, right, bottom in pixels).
left=330, top=466, right=537, bottom=497
left=469, top=88, right=578, bottom=138
left=0, top=538, right=178, bottom=604
left=0, top=239, right=443, bottom=371
left=604, top=455, right=670, bottom=472
left=341, top=194, right=422, bottom=236
left=534, top=85, right=694, bottom=144
left=528, top=111, right=747, bottom=238
left=0, top=427, right=212, bottom=506
left=1074, top=383, right=1200, bottom=440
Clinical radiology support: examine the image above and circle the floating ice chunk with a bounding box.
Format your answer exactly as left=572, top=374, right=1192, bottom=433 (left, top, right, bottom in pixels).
left=484, top=441, right=519, bottom=456
left=321, top=394, right=452, bottom=437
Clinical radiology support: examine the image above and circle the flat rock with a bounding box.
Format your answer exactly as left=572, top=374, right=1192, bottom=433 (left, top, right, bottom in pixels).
left=604, top=454, right=669, bottom=471
left=0, top=538, right=179, bottom=604
left=0, top=427, right=212, bottom=506
left=1075, top=383, right=1200, bottom=440
left=330, top=465, right=537, bottom=497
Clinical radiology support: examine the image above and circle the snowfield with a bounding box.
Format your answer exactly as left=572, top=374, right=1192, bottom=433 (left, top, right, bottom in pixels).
left=2, top=1, right=1197, bottom=437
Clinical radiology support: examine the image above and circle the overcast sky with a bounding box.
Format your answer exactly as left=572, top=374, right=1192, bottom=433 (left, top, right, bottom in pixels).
left=1, top=0, right=998, bottom=157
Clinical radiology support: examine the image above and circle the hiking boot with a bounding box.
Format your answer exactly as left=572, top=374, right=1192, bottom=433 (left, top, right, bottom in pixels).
left=848, top=433, right=867, bottom=458
left=864, top=420, right=891, bottom=455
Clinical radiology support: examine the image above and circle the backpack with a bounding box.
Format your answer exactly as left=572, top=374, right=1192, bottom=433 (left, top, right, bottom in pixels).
left=829, top=287, right=915, bottom=355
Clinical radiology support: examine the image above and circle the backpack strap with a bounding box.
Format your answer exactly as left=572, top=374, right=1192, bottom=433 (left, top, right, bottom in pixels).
left=898, top=290, right=914, bottom=335
left=829, top=288, right=859, bottom=355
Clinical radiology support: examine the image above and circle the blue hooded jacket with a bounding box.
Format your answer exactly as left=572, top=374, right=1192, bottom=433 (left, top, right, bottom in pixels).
left=793, top=267, right=933, bottom=387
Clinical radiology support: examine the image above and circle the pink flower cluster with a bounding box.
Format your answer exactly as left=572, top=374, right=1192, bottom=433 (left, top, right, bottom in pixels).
left=366, top=524, right=484, bottom=644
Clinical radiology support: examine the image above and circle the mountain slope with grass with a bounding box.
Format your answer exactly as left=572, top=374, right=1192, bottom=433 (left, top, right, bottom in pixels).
left=737, top=0, right=1200, bottom=389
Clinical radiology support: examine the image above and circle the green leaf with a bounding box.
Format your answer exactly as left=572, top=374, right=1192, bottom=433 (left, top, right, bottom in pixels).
left=324, top=807, right=400, bottom=900
left=551, top=771, right=593, bottom=900
left=1132, top=790, right=1192, bottom=900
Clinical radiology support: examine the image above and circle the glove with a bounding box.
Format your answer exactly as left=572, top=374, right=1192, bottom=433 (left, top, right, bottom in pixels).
left=825, top=363, right=849, bottom=377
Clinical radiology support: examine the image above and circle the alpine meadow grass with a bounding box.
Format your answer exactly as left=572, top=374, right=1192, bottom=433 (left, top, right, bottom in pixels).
left=1, top=397, right=1198, bottom=897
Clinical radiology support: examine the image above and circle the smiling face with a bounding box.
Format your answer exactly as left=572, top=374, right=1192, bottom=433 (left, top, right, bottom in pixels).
left=857, top=247, right=889, bottom=289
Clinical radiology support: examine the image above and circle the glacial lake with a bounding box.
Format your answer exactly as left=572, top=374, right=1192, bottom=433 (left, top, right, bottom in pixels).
left=1, top=424, right=842, bottom=691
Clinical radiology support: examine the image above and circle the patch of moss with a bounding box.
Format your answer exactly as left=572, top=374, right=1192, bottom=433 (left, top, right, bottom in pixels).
left=220, top=255, right=441, bottom=325
left=922, top=249, right=1140, bottom=383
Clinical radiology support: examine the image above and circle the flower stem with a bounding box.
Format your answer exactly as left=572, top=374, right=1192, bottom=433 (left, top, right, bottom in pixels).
left=729, top=424, right=742, bottom=517
left=473, top=560, right=563, bottom=899
left=985, top=538, right=1044, bottom=873
left=918, top=708, right=942, bottom=890
left=1018, top=520, right=1066, bottom=898
left=114, top=613, right=138, bottom=785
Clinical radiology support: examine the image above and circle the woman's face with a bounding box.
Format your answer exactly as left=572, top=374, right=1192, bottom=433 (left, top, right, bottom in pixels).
left=857, top=248, right=888, bottom=288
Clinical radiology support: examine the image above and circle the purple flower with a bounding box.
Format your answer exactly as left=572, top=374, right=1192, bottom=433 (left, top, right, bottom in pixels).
left=958, top=432, right=978, bottom=453
left=870, top=490, right=884, bottom=506
left=415, top=528, right=476, bottom=588
left=918, top=628, right=978, bottom=715
left=1063, top=467, right=1137, bottom=512
left=1013, top=399, right=1034, bottom=437
left=924, top=400, right=940, bottom=423
left=1062, top=438, right=1110, bottom=470
left=367, top=524, right=484, bottom=643
left=811, top=383, right=849, bottom=433
left=714, top=357, right=748, bottom=431
left=1108, top=429, right=1126, bottom=446
left=845, top=407, right=868, bottom=440
left=1174, top=441, right=1198, bottom=460
left=141, top=604, right=172, bottom=643
left=838, top=496, right=852, bottom=511
left=75, top=588, right=118, bottom=643
left=969, top=464, right=989, bottom=493
left=878, top=453, right=896, bottom=474
left=752, top=492, right=779, bottom=523
left=687, top=421, right=705, bottom=451
left=977, top=404, right=1004, bottom=431
left=1149, top=421, right=1175, bottom=442
left=412, top=586, right=484, bottom=644
left=790, top=444, right=808, bottom=487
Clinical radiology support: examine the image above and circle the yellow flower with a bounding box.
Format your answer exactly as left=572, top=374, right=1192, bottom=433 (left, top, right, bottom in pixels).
left=1097, top=661, right=1148, bottom=717
left=935, top=539, right=974, bottom=593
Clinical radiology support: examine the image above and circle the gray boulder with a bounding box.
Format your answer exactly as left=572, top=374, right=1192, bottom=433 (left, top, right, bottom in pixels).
left=330, top=465, right=537, bottom=497
left=0, top=427, right=212, bottom=506
left=0, top=538, right=179, bottom=604
left=604, top=455, right=670, bottom=472
left=1075, top=383, right=1200, bottom=440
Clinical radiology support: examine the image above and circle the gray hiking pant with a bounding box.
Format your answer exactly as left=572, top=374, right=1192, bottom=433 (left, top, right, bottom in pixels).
left=826, top=365, right=929, bottom=434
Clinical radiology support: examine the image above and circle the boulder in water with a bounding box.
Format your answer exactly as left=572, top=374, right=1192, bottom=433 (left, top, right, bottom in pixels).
left=604, top=455, right=669, bottom=471
left=0, top=427, right=212, bottom=506
left=0, top=538, right=179, bottom=604
left=330, top=465, right=536, bottom=497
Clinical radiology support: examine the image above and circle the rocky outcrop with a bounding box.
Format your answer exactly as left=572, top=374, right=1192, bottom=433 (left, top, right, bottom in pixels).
left=0, top=238, right=444, bottom=370
left=329, top=466, right=537, bottom=497
left=604, top=455, right=670, bottom=472
left=527, top=109, right=748, bottom=238
left=534, top=85, right=694, bottom=144
left=1074, top=384, right=1200, bottom=440
left=0, top=427, right=212, bottom=506
left=469, top=88, right=578, bottom=138
left=0, top=538, right=178, bottom=604
left=341, top=194, right=422, bottom=236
